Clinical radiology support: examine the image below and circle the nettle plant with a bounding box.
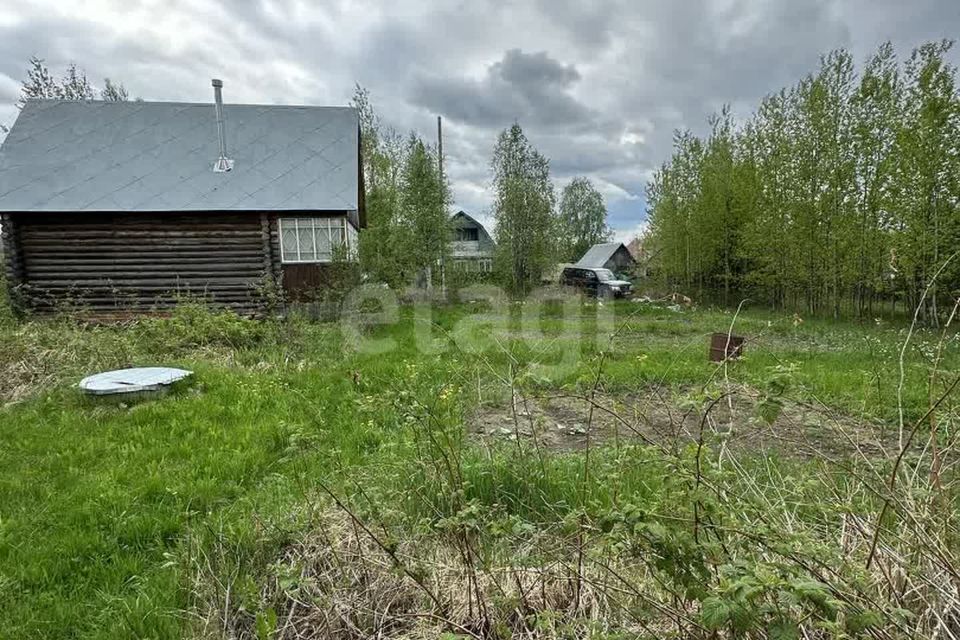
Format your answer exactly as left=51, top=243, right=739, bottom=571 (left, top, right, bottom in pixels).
left=601, top=497, right=884, bottom=639
left=699, top=561, right=867, bottom=639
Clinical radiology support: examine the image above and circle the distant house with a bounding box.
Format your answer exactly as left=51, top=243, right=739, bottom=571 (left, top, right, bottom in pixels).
left=0, top=80, right=365, bottom=314
left=576, top=242, right=636, bottom=273
left=450, top=211, right=495, bottom=272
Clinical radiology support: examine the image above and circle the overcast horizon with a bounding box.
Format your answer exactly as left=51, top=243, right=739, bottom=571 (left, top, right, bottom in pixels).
left=0, top=0, right=958, bottom=242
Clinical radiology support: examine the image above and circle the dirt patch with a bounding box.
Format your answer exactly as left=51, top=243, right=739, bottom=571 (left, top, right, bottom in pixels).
left=467, top=385, right=898, bottom=460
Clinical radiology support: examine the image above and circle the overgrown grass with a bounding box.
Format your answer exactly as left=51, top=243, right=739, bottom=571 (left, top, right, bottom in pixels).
left=0, top=298, right=956, bottom=638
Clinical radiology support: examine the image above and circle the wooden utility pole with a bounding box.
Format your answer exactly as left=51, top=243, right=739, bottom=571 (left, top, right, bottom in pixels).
left=437, top=116, right=443, bottom=176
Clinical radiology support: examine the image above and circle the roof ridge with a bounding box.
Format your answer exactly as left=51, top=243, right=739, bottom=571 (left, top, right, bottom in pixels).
left=22, top=98, right=356, bottom=111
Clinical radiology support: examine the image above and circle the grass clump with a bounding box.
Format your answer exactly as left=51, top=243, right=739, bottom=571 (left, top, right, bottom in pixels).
left=0, top=274, right=15, bottom=329
left=137, top=303, right=270, bottom=351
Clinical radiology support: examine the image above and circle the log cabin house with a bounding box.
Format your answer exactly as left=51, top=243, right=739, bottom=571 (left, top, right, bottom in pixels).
left=0, top=80, right=365, bottom=315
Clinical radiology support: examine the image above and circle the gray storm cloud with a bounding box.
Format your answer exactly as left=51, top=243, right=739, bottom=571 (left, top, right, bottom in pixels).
left=410, top=49, right=593, bottom=128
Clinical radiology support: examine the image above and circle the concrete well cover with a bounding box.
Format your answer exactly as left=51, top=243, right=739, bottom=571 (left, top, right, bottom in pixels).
left=79, top=367, right=193, bottom=395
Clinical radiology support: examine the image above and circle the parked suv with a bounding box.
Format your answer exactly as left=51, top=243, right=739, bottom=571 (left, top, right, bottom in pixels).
left=560, top=267, right=632, bottom=298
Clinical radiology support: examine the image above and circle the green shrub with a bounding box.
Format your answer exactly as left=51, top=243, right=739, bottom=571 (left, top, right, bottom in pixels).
left=446, top=265, right=496, bottom=299
left=0, top=274, right=13, bottom=328
left=138, top=302, right=267, bottom=351
left=0, top=274, right=37, bottom=325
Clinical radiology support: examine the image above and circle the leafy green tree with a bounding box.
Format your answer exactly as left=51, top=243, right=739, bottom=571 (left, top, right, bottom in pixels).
left=397, top=135, right=451, bottom=286
left=738, top=94, right=791, bottom=308
left=557, top=177, right=609, bottom=262
left=850, top=42, right=901, bottom=317
left=890, top=41, right=960, bottom=325
left=490, top=123, right=557, bottom=294
left=699, top=106, right=752, bottom=304
left=646, top=131, right=705, bottom=292
left=799, top=49, right=856, bottom=317
left=352, top=86, right=452, bottom=289
left=352, top=86, right=409, bottom=288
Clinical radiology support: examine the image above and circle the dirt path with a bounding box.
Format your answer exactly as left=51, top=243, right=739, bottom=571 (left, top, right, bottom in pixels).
left=467, top=384, right=899, bottom=460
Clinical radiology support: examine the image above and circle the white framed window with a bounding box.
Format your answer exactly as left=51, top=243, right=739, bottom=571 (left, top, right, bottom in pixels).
left=279, top=217, right=355, bottom=263
left=453, top=258, right=493, bottom=273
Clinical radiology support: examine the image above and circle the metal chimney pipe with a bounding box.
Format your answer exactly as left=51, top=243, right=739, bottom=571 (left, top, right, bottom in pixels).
left=211, top=79, right=233, bottom=172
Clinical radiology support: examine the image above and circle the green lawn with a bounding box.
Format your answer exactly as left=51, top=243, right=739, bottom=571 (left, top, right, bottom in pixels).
left=0, top=300, right=955, bottom=638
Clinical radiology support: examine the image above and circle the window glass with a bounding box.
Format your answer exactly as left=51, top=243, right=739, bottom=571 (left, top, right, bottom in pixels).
left=281, top=224, right=299, bottom=259
left=596, top=269, right=614, bottom=281
left=296, top=219, right=316, bottom=261
left=315, top=221, right=331, bottom=260
left=329, top=221, right=343, bottom=257
left=346, top=222, right=358, bottom=257
left=455, top=227, right=479, bottom=242
left=279, top=217, right=354, bottom=263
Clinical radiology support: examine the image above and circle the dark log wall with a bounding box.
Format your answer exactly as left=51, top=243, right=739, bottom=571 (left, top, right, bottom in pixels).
left=1, top=214, right=24, bottom=289
left=10, top=212, right=272, bottom=314
left=267, top=213, right=283, bottom=279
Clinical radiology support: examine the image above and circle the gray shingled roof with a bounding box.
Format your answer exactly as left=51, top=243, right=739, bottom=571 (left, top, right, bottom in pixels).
left=0, top=99, right=359, bottom=212
left=576, top=242, right=628, bottom=267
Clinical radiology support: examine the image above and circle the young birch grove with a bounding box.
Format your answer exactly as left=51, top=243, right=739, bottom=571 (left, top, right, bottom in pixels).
left=646, top=41, right=960, bottom=322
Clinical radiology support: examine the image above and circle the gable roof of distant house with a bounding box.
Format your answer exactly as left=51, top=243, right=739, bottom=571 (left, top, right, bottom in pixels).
left=0, top=99, right=359, bottom=213
left=576, top=242, right=634, bottom=267
left=450, top=210, right=494, bottom=243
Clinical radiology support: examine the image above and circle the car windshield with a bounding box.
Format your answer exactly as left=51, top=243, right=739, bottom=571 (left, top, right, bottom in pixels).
left=595, top=269, right=615, bottom=281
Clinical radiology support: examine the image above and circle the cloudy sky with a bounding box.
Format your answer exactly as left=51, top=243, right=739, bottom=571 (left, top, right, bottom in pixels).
left=0, top=0, right=957, bottom=240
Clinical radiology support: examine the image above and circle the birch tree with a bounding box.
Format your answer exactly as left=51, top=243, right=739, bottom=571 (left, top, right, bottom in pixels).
left=891, top=41, right=960, bottom=325
left=558, top=177, right=610, bottom=262
left=491, top=124, right=557, bottom=294
left=850, top=42, right=901, bottom=316
left=17, top=57, right=129, bottom=105
left=397, top=136, right=451, bottom=287
left=352, top=86, right=409, bottom=287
